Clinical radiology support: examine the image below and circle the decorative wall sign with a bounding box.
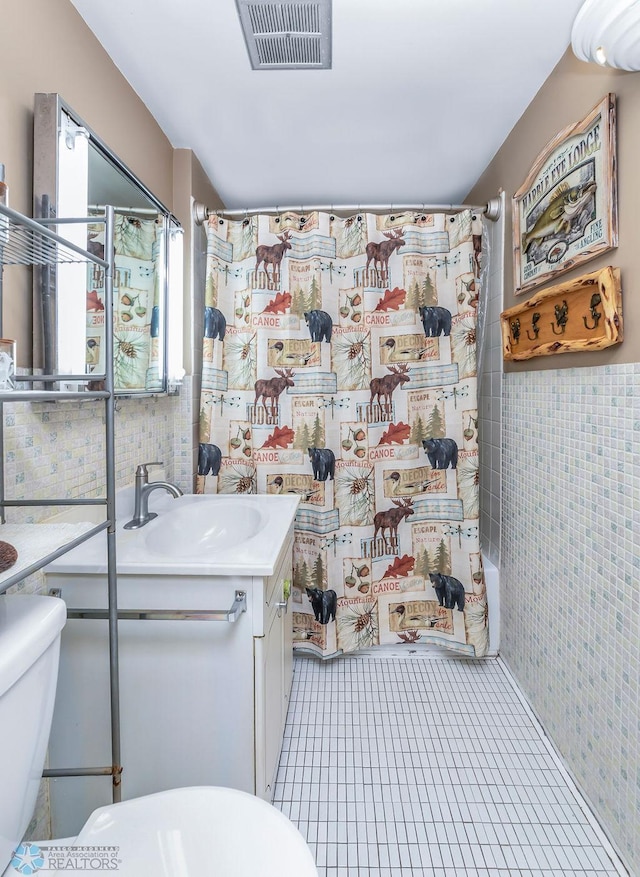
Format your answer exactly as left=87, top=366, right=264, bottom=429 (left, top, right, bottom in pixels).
left=513, top=94, right=617, bottom=294
left=501, top=267, right=622, bottom=361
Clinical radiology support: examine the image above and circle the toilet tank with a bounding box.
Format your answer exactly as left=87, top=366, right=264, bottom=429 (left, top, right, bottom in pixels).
left=0, top=595, right=66, bottom=871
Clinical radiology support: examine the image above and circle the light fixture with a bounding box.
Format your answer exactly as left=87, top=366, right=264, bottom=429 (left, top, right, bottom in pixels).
left=571, top=0, right=640, bottom=71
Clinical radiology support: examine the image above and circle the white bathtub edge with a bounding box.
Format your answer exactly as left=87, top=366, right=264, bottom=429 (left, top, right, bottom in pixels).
left=483, top=554, right=500, bottom=656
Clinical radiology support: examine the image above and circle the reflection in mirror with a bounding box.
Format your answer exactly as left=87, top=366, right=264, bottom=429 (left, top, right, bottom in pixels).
left=87, top=211, right=165, bottom=392
left=33, top=94, right=182, bottom=394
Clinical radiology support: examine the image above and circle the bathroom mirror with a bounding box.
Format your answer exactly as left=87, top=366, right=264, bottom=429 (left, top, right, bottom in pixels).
left=33, top=93, right=182, bottom=394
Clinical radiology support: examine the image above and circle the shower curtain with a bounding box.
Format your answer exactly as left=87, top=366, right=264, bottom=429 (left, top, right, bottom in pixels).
left=197, top=209, right=488, bottom=658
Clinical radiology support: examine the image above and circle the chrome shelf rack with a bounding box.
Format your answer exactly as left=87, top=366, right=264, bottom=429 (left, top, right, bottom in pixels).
left=0, top=202, right=122, bottom=800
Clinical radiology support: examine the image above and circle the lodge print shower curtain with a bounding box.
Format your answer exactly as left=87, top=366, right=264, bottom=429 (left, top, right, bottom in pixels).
left=198, top=210, right=488, bottom=658
left=87, top=213, right=163, bottom=391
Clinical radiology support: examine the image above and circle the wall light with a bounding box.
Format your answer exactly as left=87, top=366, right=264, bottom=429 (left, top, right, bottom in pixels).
left=571, top=0, right=640, bottom=71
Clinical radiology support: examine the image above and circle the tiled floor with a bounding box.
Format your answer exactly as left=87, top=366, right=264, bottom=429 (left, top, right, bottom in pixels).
left=273, top=653, right=627, bottom=877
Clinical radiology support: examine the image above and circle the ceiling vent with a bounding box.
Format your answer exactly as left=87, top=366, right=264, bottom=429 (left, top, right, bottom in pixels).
left=236, top=0, right=332, bottom=70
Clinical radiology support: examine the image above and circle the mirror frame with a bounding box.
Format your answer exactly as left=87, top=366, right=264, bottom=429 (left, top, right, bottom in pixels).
left=33, top=92, right=180, bottom=395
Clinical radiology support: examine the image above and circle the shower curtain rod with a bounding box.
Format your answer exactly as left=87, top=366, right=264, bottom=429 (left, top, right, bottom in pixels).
left=192, top=197, right=502, bottom=225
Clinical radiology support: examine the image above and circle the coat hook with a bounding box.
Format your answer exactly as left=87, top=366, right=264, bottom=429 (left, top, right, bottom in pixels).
left=526, top=312, right=541, bottom=340
left=583, top=292, right=602, bottom=330
left=551, top=299, right=569, bottom=335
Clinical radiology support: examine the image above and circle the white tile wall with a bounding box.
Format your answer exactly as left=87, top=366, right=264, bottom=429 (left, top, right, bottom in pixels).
left=502, top=363, right=640, bottom=875
left=478, top=195, right=504, bottom=567
left=1, top=392, right=187, bottom=527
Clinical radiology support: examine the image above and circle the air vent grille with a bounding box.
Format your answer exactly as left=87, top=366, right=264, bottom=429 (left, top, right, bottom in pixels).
left=236, top=0, right=332, bottom=70
left=256, top=34, right=322, bottom=66
left=248, top=3, right=321, bottom=35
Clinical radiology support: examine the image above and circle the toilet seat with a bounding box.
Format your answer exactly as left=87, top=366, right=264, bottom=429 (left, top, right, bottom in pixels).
left=12, top=788, right=317, bottom=876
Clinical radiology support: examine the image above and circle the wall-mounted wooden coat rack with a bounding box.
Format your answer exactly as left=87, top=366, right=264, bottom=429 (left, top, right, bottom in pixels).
left=501, top=266, right=622, bottom=361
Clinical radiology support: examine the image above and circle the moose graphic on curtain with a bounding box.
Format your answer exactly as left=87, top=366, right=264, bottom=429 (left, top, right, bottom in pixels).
left=197, top=210, right=488, bottom=658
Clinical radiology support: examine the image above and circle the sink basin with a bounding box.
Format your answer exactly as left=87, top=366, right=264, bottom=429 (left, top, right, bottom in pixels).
left=143, top=496, right=267, bottom=558
left=45, top=492, right=300, bottom=577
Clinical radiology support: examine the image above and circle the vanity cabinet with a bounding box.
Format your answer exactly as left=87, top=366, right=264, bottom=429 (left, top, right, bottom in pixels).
left=46, top=531, right=294, bottom=838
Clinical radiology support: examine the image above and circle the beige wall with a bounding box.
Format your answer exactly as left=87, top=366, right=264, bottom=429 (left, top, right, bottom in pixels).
left=0, top=0, right=219, bottom=367
left=173, top=149, right=222, bottom=377
left=468, top=48, right=638, bottom=372
left=1, top=0, right=174, bottom=213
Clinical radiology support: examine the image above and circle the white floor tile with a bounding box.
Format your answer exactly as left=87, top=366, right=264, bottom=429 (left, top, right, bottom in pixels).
left=274, top=655, right=625, bottom=877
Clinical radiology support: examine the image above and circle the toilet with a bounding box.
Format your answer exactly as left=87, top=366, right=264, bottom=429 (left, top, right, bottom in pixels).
left=0, top=594, right=317, bottom=877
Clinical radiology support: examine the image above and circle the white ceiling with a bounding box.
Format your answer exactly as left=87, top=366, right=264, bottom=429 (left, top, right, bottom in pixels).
left=69, top=0, right=586, bottom=211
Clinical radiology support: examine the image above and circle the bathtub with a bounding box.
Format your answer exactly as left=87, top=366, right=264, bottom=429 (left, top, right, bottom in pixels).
left=483, top=554, right=500, bottom=655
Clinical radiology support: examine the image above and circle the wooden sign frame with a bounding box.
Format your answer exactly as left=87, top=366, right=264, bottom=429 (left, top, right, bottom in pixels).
left=513, top=94, right=618, bottom=295
left=501, top=267, right=622, bottom=361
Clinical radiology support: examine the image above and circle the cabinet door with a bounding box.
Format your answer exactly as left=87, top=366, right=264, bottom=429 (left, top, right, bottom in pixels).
left=259, top=598, right=286, bottom=801
left=254, top=552, right=293, bottom=801
left=281, top=568, right=293, bottom=727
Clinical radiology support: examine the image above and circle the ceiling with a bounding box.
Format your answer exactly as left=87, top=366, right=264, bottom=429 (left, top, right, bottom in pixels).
left=69, top=0, right=586, bottom=211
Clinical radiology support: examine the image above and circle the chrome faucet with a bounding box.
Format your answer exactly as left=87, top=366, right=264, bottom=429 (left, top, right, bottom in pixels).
left=123, top=462, right=183, bottom=530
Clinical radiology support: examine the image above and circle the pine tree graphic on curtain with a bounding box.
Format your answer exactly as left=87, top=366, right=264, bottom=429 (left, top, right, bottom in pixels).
left=197, top=210, right=489, bottom=658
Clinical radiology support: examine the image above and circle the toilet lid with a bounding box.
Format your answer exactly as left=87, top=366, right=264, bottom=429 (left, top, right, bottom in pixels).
left=73, top=787, right=317, bottom=877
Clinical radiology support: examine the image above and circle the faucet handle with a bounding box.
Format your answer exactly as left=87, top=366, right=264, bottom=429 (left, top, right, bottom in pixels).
left=136, top=462, right=164, bottom=477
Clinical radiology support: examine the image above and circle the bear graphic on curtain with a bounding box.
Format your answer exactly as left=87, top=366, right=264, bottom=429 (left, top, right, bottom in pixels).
left=198, top=210, right=488, bottom=658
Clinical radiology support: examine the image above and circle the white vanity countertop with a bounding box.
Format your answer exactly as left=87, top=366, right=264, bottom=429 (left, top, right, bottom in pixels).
left=45, top=494, right=300, bottom=577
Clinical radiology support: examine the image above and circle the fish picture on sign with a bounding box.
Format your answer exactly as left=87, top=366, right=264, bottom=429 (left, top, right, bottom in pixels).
left=513, top=94, right=617, bottom=294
